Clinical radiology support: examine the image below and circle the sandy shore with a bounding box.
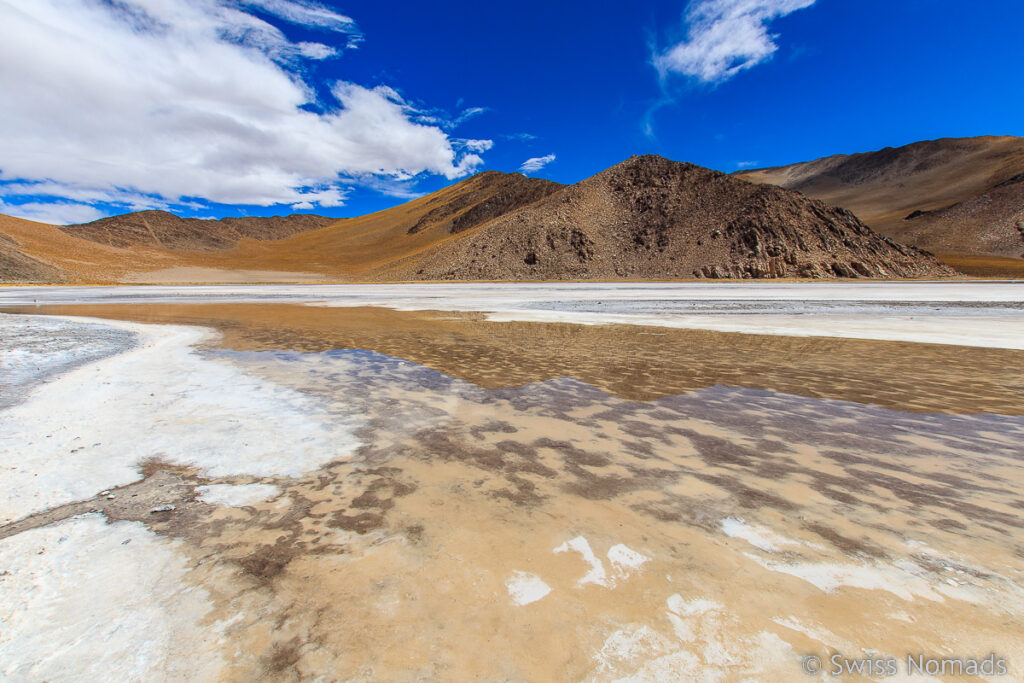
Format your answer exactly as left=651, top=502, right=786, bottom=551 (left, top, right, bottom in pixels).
left=2, top=302, right=1024, bottom=680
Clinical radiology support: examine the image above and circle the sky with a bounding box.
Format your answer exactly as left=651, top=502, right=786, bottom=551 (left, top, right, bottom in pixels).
left=0, top=0, right=1021, bottom=224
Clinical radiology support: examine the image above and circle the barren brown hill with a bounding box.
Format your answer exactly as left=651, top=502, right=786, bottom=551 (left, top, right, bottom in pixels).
left=0, top=171, right=564, bottom=283
left=898, top=173, right=1024, bottom=257
left=735, top=136, right=1024, bottom=274
left=61, top=211, right=338, bottom=251
left=0, top=229, right=66, bottom=283
left=393, top=155, right=953, bottom=280
left=0, top=213, right=131, bottom=283
left=213, top=170, right=564, bottom=278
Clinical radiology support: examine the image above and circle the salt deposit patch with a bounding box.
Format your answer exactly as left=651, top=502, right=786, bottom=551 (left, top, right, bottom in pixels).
left=593, top=594, right=795, bottom=680
left=771, top=616, right=857, bottom=653
left=0, top=514, right=226, bottom=680
left=666, top=594, right=723, bottom=618
left=746, top=555, right=951, bottom=602
left=720, top=517, right=800, bottom=553
left=555, top=536, right=610, bottom=587
left=595, top=625, right=676, bottom=671
left=608, top=544, right=650, bottom=575
left=196, top=483, right=281, bottom=507
left=505, top=571, right=552, bottom=606
left=608, top=630, right=795, bottom=682
left=0, top=317, right=361, bottom=524
left=554, top=537, right=650, bottom=589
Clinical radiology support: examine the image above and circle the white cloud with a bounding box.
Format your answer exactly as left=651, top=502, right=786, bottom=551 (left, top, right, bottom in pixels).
left=462, top=139, right=494, bottom=153
left=655, top=0, right=815, bottom=84
left=296, top=42, right=338, bottom=59
left=0, top=0, right=488, bottom=213
left=337, top=176, right=425, bottom=201
left=454, top=106, right=488, bottom=125
left=519, top=154, right=556, bottom=174
left=240, top=0, right=357, bottom=32
left=0, top=200, right=108, bottom=226
left=735, top=160, right=760, bottom=168
left=0, top=182, right=169, bottom=211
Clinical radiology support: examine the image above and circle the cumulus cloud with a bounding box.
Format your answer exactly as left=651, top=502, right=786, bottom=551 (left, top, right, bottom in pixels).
left=0, top=0, right=488, bottom=214
left=519, top=154, right=556, bottom=174
left=654, top=0, right=815, bottom=83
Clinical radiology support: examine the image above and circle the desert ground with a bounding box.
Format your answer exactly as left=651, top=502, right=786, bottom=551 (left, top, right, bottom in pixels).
left=2, top=282, right=1024, bottom=680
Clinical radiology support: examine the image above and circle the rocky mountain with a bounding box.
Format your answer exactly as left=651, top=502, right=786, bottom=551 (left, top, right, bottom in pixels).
left=394, top=155, right=953, bottom=280
left=1, top=157, right=954, bottom=283
left=735, top=136, right=1024, bottom=271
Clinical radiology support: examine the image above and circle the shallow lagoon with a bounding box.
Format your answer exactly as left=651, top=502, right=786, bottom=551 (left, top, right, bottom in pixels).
left=2, top=288, right=1024, bottom=680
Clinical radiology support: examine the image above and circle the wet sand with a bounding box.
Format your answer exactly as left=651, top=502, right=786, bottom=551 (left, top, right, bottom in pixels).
left=1, top=303, right=1023, bottom=680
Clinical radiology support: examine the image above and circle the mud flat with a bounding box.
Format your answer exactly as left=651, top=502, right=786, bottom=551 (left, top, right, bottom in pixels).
left=2, top=294, right=1024, bottom=680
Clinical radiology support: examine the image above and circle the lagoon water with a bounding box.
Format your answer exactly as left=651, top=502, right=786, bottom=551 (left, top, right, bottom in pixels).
left=2, top=284, right=1023, bottom=680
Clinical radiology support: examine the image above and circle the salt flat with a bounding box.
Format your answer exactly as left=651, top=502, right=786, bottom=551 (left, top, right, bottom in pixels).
left=2, top=280, right=1023, bottom=348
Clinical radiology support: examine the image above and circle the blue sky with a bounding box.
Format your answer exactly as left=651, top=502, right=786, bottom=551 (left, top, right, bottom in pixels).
left=0, top=0, right=1021, bottom=223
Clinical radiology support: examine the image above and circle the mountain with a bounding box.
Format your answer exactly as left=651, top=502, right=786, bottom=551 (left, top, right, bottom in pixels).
left=0, top=224, right=68, bottom=283
left=0, top=157, right=953, bottom=283
left=735, top=136, right=1024, bottom=274
left=62, top=211, right=338, bottom=251
left=389, top=155, right=953, bottom=280
left=218, top=170, right=564, bottom=278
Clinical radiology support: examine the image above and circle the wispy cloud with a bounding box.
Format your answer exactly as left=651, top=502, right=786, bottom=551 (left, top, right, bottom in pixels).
left=0, top=181, right=168, bottom=211
left=654, top=0, right=815, bottom=84
left=461, top=139, right=494, bottom=153
left=0, top=0, right=488, bottom=214
left=735, top=160, right=760, bottom=168
left=0, top=200, right=108, bottom=226
left=454, top=107, right=488, bottom=126
left=519, top=154, right=556, bottom=174
left=339, top=176, right=427, bottom=201
left=504, top=132, right=538, bottom=142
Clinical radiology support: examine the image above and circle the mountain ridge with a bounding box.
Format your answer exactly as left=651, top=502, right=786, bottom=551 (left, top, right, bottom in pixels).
left=2, top=156, right=955, bottom=283
left=735, top=136, right=1024, bottom=272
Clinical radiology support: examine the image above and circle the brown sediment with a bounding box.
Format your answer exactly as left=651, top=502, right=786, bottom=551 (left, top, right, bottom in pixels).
left=5, top=302, right=1024, bottom=415
left=935, top=253, right=1024, bottom=278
